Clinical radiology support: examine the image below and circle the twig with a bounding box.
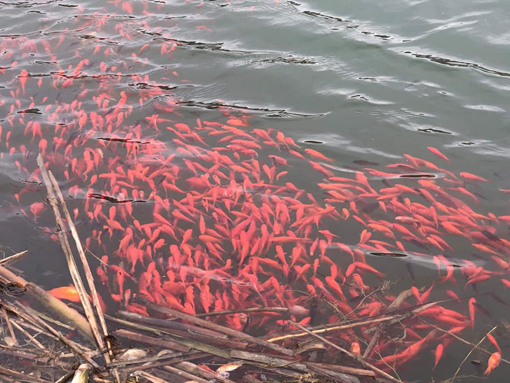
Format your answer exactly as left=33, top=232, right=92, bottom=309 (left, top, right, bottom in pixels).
left=194, top=306, right=290, bottom=318
left=55, top=369, right=76, bottom=383
left=306, top=364, right=362, bottom=383
left=0, top=346, right=71, bottom=368
left=268, top=300, right=441, bottom=343
left=2, top=306, right=18, bottom=346
left=113, top=329, right=190, bottom=352
left=142, top=300, right=294, bottom=356
left=118, top=352, right=206, bottom=375
left=0, top=250, right=28, bottom=265
left=420, top=319, right=510, bottom=366
left=118, top=310, right=228, bottom=338
left=138, top=371, right=170, bottom=383
left=10, top=319, right=45, bottom=349
left=229, top=349, right=307, bottom=372
left=306, top=361, right=376, bottom=377
left=363, top=289, right=414, bottom=358
left=451, top=326, right=497, bottom=382
left=115, top=311, right=248, bottom=349
left=289, top=321, right=403, bottom=383
left=0, top=365, right=50, bottom=383
left=108, top=351, right=182, bottom=368
left=176, top=361, right=237, bottom=383
left=162, top=365, right=210, bottom=383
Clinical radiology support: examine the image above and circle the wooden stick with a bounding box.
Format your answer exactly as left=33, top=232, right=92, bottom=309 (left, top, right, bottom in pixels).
left=118, top=353, right=206, bottom=375
left=268, top=300, right=441, bottom=343
left=47, top=169, right=118, bottom=381
left=108, top=351, right=184, bottom=368
left=451, top=326, right=497, bottom=382
left=118, top=310, right=228, bottom=338
left=194, top=306, right=290, bottom=318
left=0, top=250, right=28, bottom=265
left=420, top=319, right=510, bottom=366
left=162, top=365, right=210, bottom=383
left=0, top=346, right=71, bottom=368
left=10, top=319, right=45, bottom=349
left=230, top=350, right=307, bottom=372
left=363, top=289, right=414, bottom=358
left=113, top=329, right=190, bottom=352
left=306, top=362, right=376, bottom=378
left=37, top=155, right=102, bottom=350
left=2, top=306, right=18, bottom=346
left=289, top=321, right=403, bottom=383
left=306, top=364, right=362, bottom=383
left=54, top=369, right=76, bottom=383
left=143, top=300, right=294, bottom=356
left=0, top=365, right=50, bottom=383
left=176, top=361, right=238, bottom=383
left=48, top=171, right=111, bottom=343
left=138, top=371, right=170, bottom=383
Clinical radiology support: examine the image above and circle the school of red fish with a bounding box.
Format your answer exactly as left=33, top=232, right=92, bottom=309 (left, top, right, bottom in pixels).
left=0, top=0, right=507, bottom=380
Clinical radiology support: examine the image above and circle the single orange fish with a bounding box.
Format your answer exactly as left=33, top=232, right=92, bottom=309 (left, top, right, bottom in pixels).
left=459, top=172, right=489, bottom=183
left=48, top=285, right=81, bottom=302
left=433, top=344, right=444, bottom=369
left=427, top=146, right=450, bottom=162
left=484, top=352, right=501, bottom=375
left=487, top=334, right=501, bottom=354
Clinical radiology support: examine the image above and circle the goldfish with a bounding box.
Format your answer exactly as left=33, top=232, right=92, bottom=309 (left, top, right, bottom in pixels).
left=48, top=285, right=81, bottom=302
left=484, top=352, right=501, bottom=375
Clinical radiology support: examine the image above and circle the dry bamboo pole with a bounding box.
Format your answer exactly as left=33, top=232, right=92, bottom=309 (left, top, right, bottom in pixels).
left=268, top=300, right=443, bottom=343
left=48, top=171, right=111, bottom=347
left=2, top=306, right=18, bottom=346
left=143, top=300, right=294, bottom=356
left=37, top=155, right=120, bottom=381
left=36, top=155, right=103, bottom=351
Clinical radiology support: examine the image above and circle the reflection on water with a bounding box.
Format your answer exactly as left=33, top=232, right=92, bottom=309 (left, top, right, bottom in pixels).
left=1, top=0, right=510, bottom=381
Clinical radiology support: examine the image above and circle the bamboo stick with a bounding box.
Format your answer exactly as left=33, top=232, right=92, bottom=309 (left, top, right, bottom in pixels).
left=142, top=300, right=294, bottom=356
left=36, top=156, right=103, bottom=350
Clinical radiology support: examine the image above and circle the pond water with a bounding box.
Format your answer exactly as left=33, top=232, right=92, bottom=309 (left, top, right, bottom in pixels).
left=0, top=0, right=510, bottom=381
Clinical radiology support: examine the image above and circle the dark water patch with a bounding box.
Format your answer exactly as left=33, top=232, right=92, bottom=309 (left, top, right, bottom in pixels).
left=408, top=51, right=510, bottom=78
left=177, top=99, right=326, bottom=118
left=418, top=127, right=454, bottom=135
left=303, top=140, right=324, bottom=145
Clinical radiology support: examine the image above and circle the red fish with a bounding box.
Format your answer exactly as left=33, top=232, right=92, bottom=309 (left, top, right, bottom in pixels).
left=459, top=172, right=489, bottom=182
left=304, top=148, right=335, bottom=162
left=48, top=285, right=81, bottom=302
left=427, top=146, right=450, bottom=162
left=468, top=298, right=476, bottom=328
left=485, top=352, right=501, bottom=375
left=433, top=343, right=444, bottom=369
